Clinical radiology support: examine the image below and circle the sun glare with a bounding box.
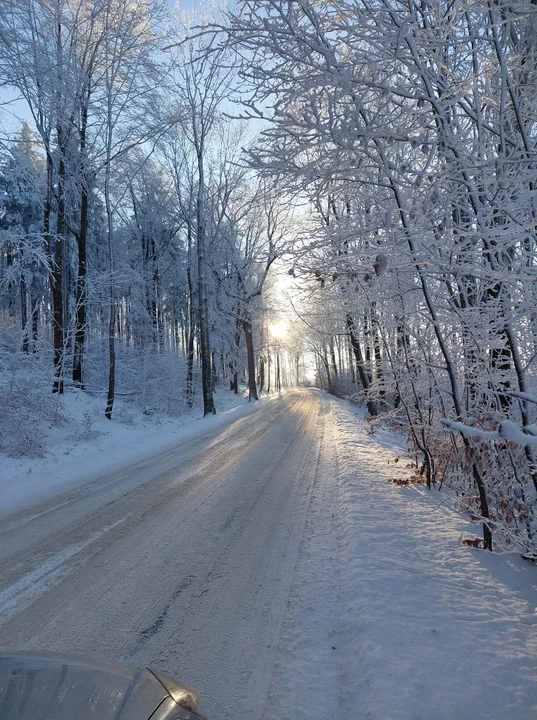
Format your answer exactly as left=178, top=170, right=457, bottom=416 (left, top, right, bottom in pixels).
left=270, top=321, right=288, bottom=339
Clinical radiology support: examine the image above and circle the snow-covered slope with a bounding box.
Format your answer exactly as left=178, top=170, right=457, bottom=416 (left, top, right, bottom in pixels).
left=0, top=386, right=260, bottom=518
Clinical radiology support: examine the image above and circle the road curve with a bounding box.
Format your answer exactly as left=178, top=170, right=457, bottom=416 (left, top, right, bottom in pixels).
left=0, top=389, right=333, bottom=719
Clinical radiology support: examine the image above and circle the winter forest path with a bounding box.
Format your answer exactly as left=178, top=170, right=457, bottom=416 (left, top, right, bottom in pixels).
left=0, top=389, right=536, bottom=719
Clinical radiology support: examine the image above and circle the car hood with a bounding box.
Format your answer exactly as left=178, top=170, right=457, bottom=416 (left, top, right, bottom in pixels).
left=0, top=651, right=203, bottom=720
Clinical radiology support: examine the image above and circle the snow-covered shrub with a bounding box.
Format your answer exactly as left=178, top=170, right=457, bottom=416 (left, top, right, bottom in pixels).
left=114, top=408, right=136, bottom=425
left=0, top=365, right=66, bottom=457
left=453, top=441, right=536, bottom=556
left=410, top=411, right=537, bottom=557
left=79, top=410, right=101, bottom=442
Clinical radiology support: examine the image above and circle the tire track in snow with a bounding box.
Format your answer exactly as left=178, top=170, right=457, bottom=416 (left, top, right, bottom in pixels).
left=114, top=391, right=322, bottom=719
left=0, top=394, right=308, bottom=656
left=258, top=395, right=372, bottom=720
left=0, top=395, right=305, bottom=610
left=258, top=399, right=328, bottom=720
left=0, top=390, right=331, bottom=720
left=0, top=517, right=128, bottom=621
left=113, top=393, right=315, bottom=664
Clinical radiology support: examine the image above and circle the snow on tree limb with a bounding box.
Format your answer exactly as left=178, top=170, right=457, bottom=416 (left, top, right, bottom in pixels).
left=441, top=418, right=537, bottom=446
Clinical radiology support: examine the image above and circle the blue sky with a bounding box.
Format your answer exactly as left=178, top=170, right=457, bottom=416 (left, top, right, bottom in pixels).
left=0, top=0, right=235, bottom=138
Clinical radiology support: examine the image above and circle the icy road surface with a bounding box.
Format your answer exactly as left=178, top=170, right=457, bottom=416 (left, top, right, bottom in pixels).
left=1, top=389, right=536, bottom=719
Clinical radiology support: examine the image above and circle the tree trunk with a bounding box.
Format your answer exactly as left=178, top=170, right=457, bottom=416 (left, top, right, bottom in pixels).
left=259, top=354, right=265, bottom=394
left=186, top=261, right=195, bottom=408
left=211, top=351, right=218, bottom=391
left=258, top=322, right=265, bottom=393
left=242, top=317, right=259, bottom=401
left=230, top=372, right=239, bottom=393
left=348, top=339, right=356, bottom=384
left=472, top=461, right=492, bottom=551
left=104, top=107, right=115, bottom=418
left=52, top=133, right=66, bottom=395
left=486, top=282, right=512, bottom=411
left=196, top=150, right=216, bottom=416
left=73, top=115, right=89, bottom=387
left=31, top=297, right=38, bottom=352
left=20, top=279, right=28, bottom=353
left=150, top=237, right=160, bottom=351
left=230, top=317, right=241, bottom=394
left=347, top=313, right=377, bottom=416
left=322, top=347, right=331, bottom=389
left=330, top=340, right=338, bottom=380
left=371, top=305, right=385, bottom=400
left=105, top=291, right=116, bottom=419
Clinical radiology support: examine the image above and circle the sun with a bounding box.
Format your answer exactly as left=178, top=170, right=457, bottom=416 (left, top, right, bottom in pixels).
left=270, top=320, right=288, bottom=339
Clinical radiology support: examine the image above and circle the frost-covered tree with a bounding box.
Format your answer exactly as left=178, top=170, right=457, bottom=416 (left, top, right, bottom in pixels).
left=169, top=33, right=237, bottom=415
left=0, top=121, right=46, bottom=353
left=219, top=0, right=537, bottom=553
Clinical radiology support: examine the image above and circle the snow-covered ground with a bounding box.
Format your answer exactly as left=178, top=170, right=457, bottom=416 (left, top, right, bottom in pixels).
left=307, top=399, right=537, bottom=720
left=0, top=389, right=536, bottom=719
left=0, top=385, right=261, bottom=518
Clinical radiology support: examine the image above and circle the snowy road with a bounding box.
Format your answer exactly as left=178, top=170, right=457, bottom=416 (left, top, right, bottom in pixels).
left=1, top=389, right=537, bottom=720
left=0, top=390, right=338, bottom=719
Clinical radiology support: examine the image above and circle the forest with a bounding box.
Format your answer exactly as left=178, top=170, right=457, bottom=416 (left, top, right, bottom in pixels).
left=1, top=0, right=537, bottom=557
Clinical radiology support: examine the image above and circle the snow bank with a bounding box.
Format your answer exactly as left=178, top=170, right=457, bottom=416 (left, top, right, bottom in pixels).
left=330, top=399, right=537, bottom=720
left=0, top=386, right=268, bottom=518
